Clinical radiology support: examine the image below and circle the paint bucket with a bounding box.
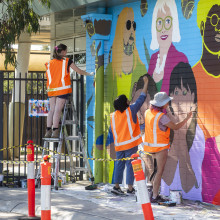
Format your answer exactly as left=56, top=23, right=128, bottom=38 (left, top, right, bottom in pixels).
left=169, top=190, right=182, bottom=204
left=0, top=174, right=3, bottom=186
left=58, top=179, right=62, bottom=187
left=66, top=173, right=69, bottom=183
left=21, top=179, right=27, bottom=188
left=147, top=183, right=153, bottom=198
left=61, top=175, right=66, bottom=185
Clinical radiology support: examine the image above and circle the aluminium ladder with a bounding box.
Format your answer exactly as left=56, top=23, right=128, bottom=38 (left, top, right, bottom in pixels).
left=36, top=97, right=94, bottom=190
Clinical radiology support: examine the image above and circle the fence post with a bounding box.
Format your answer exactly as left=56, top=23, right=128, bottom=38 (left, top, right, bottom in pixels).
left=131, top=153, right=154, bottom=220
left=26, top=140, right=36, bottom=217
left=0, top=72, right=3, bottom=173
left=41, top=155, right=51, bottom=220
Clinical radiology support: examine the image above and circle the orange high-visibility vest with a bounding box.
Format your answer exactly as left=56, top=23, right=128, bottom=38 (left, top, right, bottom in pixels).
left=144, top=109, right=170, bottom=153
left=45, top=58, right=72, bottom=97
left=110, top=107, right=142, bottom=152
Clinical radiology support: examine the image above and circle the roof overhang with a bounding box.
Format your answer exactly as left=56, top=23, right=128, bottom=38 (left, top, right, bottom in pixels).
left=32, top=0, right=138, bottom=16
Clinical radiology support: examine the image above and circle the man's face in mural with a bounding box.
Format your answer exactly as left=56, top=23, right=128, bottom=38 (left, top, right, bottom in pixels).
left=202, top=5, right=220, bottom=53
left=156, top=4, right=173, bottom=48
left=123, top=10, right=136, bottom=56
left=170, top=80, right=196, bottom=125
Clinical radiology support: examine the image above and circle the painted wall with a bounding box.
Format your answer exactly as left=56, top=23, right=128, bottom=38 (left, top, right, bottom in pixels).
left=85, top=0, right=220, bottom=205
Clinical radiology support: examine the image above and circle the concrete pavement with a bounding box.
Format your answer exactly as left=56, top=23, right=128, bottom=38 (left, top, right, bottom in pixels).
left=0, top=186, right=144, bottom=220
left=0, top=182, right=220, bottom=220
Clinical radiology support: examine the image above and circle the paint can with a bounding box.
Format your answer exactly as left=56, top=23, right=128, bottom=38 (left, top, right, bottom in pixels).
left=58, top=179, right=62, bottom=187
left=169, top=190, right=182, bottom=204
left=61, top=175, right=66, bottom=185
left=21, top=179, right=27, bottom=188
left=0, top=174, right=3, bottom=186
left=147, top=183, right=153, bottom=198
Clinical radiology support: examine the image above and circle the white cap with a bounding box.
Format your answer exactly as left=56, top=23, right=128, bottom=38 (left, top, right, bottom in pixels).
left=150, top=92, right=173, bottom=107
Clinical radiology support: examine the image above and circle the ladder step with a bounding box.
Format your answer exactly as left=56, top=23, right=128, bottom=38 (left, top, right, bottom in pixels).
left=65, top=136, right=80, bottom=141
left=71, top=151, right=83, bottom=155
left=74, top=167, right=89, bottom=172
left=65, top=120, right=77, bottom=125
left=42, top=137, right=61, bottom=142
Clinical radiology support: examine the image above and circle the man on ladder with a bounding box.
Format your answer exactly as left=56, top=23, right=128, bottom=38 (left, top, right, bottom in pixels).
left=39, top=43, right=94, bottom=189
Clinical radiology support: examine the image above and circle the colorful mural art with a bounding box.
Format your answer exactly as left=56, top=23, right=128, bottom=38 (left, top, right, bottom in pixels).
left=192, top=0, right=220, bottom=205
left=84, top=0, right=220, bottom=205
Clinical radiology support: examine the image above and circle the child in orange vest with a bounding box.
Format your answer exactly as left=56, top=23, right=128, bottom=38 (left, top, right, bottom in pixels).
left=45, top=44, right=94, bottom=138
left=110, top=76, right=149, bottom=195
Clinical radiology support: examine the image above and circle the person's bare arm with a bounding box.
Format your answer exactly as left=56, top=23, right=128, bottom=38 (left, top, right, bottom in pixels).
left=142, top=76, right=149, bottom=94
left=70, top=63, right=93, bottom=76
left=165, top=111, right=192, bottom=130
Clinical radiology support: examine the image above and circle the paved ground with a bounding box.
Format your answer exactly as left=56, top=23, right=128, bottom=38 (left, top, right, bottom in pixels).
left=0, top=181, right=219, bottom=220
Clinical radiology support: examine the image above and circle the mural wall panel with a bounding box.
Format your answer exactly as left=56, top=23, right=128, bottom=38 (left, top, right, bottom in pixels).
left=85, top=0, right=220, bottom=205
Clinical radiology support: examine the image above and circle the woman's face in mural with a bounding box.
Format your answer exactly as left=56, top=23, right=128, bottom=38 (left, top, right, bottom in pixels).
left=170, top=80, right=196, bottom=124
left=156, top=4, right=173, bottom=49
left=123, top=10, right=136, bottom=55
left=203, top=5, right=220, bottom=53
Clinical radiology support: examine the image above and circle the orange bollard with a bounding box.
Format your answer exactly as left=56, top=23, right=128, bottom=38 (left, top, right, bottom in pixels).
left=131, top=153, right=154, bottom=220
left=41, top=155, right=52, bottom=220
left=26, top=140, right=36, bottom=217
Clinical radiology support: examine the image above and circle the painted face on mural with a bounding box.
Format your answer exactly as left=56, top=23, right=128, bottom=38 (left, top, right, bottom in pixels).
left=156, top=4, right=173, bottom=49
left=170, top=79, right=196, bottom=124
left=203, top=5, right=220, bottom=53
left=123, top=10, right=136, bottom=56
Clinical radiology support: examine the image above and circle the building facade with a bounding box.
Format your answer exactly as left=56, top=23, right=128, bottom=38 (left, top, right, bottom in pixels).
left=37, top=0, right=220, bottom=205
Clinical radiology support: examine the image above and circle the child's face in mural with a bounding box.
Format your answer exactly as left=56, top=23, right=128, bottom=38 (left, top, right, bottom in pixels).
left=170, top=80, right=196, bottom=124
left=156, top=4, right=173, bottom=49
left=123, top=10, right=136, bottom=54
left=203, top=5, right=220, bottom=53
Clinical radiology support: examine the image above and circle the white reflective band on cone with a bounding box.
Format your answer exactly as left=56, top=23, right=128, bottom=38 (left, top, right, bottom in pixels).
left=27, top=163, right=35, bottom=179
left=136, top=180, right=150, bottom=204
left=41, top=185, right=51, bottom=210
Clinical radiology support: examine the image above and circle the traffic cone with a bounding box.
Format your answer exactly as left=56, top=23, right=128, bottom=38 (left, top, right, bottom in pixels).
left=131, top=153, right=154, bottom=220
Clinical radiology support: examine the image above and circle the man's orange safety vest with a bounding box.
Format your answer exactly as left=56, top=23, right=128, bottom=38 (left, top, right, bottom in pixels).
left=110, top=107, right=142, bottom=152
left=45, top=58, right=72, bottom=97
left=144, top=109, right=170, bottom=153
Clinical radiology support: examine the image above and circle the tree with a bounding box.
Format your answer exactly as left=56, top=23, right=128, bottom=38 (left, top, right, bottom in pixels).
left=0, top=0, right=50, bottom=69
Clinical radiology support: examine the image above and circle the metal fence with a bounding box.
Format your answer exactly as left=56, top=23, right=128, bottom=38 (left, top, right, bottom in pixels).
left=0, top=71, right=85, bottom=185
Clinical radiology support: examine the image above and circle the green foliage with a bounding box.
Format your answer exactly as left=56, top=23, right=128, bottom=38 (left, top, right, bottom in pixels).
left=0, top=0, right=50, bottom=69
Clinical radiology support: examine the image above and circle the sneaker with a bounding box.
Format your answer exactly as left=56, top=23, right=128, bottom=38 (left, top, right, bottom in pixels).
left=51, top=129, right=60, bottom=138
left=151, top=195, right=169, bottom=203
left=44, top=129, right=52, bottom=138
left=111, top=186, right=125, bottom=195
left=127, top=188, right=135, bottom=195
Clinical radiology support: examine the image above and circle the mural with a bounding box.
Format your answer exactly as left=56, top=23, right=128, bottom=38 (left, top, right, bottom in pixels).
left=84, top=0, right=220, bottom=205
left=148, top=0, right=188, bottom=93
left=192, top=0, right=220, bottom=205
left=162, top=62, right=204, bottom=199
left=104, top=7, right=147, bottom=182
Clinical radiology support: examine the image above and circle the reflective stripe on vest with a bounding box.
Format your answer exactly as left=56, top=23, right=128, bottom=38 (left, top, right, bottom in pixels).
left=112, top=109, right=142, bottom=147
left=47, top=85, right=71, bottom=92
left=61, top=58, right=66, bottom=87
left=47, top=62, right=52, bottom=87
left=144, top=112, right=169, bottom=147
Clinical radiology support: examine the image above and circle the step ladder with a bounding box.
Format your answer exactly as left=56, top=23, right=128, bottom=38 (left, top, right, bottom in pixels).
left=36, top=97, right=94, bottom=190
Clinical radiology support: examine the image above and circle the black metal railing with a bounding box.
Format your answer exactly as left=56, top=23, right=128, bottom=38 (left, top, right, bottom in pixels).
left=0, top=71, right=85, bottom=185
